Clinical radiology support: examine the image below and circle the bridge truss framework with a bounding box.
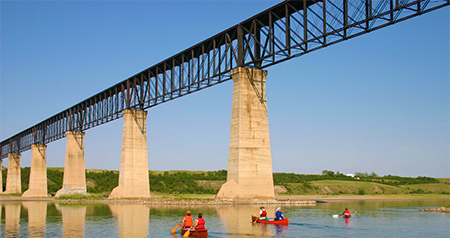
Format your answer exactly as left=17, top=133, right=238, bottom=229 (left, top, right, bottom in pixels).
left=1, top=0, right=449, bottom=159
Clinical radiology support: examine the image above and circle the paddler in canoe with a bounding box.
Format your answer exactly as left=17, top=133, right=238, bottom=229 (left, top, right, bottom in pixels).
left=192, top=213, right=206, bottom=230
left=259, top=207, right=267, bottom=220
left=171, top=210, right=193, bottom=235
left=274, top=207, right=286, bottom=221
left=180, top=210, right=194, bottom=229
left=179, top=212, right=208, bottom=237
left=343, top=208, right=352, bottom=218
left=252, top=207, right=289, bottom=225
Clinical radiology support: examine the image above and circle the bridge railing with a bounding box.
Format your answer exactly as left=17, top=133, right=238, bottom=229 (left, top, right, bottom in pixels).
left=1, top=0, right=448, bottom=159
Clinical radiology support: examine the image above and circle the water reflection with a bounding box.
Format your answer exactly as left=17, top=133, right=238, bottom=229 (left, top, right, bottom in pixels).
left=4, top=202, right=21, bottom=237
left=55, top=203, right=86, bottom=237
left=23, top=202, right=47, bottom=237
left=109, top=204, right=149, bottom=238
left=216, top=205, right=290, bottom=237
left=0, top=199, right=448, bottom=237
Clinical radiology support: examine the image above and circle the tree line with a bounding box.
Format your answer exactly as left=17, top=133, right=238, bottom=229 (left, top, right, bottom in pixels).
left=0, top=168, right=441, bottom=195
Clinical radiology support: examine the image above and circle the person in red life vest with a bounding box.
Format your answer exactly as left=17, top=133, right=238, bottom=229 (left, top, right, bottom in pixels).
left=180, top=210, right=193, bottom=228
left=259, top=207, right=267, bottom=220
left=192, top=213, right=206, bottom=230
left=343, top=208, right=352, bottom=216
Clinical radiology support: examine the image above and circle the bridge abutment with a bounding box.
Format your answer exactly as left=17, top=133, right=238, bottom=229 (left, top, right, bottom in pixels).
left=55, top=131, right=88, bottom=197
left=109, top=109, right=150, bottom=199
left=23, top=144, right=48, bottom=197
left=4, top=153, right=21, bottom=194
left=216, top=67, right=275, bottom=199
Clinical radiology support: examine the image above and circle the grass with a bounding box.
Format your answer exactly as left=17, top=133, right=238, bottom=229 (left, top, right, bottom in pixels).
left=400, top=183, right=450, bottom=194
left=3, top=167, right=449, bottom=197
left=310, top=180, right=406, bottom=195
left=55, top=194, right=104, bottom=200
left=47, top=167, right=65, bottom=172
left=437, top=178, right=450, bottom=183
left=0, top=193, right=22, bottom=197
left=151, top=192, right=216, bottom=200
left=279, top=180, right=450, bottom=196
left=149, top=170, right=211, bottom=175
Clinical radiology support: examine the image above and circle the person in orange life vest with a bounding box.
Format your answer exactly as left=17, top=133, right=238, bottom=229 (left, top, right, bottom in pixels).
left=180, top=211, right=193, bottom=228
left=259, top=207, right=267, bottom=220
left=192, top=213, right=206, bottom=230
left=343, top=208, right=352, bottom=215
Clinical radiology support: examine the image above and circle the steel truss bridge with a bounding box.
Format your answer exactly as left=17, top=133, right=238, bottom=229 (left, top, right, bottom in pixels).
left=1, top=0, right=449, bottom=159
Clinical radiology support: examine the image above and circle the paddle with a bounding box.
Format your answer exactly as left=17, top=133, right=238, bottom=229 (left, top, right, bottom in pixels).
left=332, top=214, right=339, bottom=218
left=170, top=223, right=179, bottom=233
left=183, top=229, right=190, bottom=237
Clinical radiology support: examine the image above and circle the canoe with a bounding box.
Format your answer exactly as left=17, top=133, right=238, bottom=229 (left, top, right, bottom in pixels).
left=252, top=215, right=289, bottom=225
left=343, top=213, right=352, bottom=218
left=180, top=228, right=208, bottom=237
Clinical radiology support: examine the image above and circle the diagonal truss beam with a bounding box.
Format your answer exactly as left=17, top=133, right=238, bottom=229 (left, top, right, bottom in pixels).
left=1, top=0, right=449, bottom=159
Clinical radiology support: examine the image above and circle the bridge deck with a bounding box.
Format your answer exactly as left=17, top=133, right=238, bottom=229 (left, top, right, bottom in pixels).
left=1, top=0, right=449, bottom=158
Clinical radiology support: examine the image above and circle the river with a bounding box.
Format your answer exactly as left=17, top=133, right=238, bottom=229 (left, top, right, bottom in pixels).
left=1, top=199, right=449, bottom=237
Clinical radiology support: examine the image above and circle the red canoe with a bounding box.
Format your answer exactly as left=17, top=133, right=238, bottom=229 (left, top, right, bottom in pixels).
left=252, top=215, right=289, bottom=225
left=343, top=213, right=352, bottom=218
left=180, top=228, right=208, bottom=237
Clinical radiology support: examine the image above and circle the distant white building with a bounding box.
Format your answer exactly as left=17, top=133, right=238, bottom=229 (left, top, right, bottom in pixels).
left=346, top=173, right=355, bottom=177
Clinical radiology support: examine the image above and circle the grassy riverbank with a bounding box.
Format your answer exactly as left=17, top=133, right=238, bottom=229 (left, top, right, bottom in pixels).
left=2, top=168, right=449, bottom=198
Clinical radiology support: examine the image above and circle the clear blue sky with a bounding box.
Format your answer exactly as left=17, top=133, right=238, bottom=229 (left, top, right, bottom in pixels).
left=1, top=1, right=449, bottom=178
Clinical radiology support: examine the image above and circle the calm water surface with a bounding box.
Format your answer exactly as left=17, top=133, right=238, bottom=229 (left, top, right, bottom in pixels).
left=1, top=199, right=449, bottom=237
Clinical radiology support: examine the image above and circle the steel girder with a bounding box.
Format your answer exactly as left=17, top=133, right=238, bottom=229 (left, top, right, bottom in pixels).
left=1, top=0, right=448, bottom=159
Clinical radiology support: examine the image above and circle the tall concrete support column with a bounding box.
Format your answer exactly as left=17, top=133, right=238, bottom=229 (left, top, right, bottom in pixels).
left=55, top=131, right=88, bottom=197
left=109, top=109, right=150, bottom=198
left=4, top=153, right=21, bottom=194
left=0, top=159, right=3, bottom=193
left=216, top=67, right=275, bottom=199
left=23, top=144, right=48, bottom=197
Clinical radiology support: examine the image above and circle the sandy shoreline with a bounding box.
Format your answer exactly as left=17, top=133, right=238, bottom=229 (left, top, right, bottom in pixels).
left=1, top=194, right=448, bottom=204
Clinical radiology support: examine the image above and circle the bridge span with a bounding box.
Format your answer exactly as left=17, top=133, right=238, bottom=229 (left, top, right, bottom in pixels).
left=1, top=0, right=448, bottom=198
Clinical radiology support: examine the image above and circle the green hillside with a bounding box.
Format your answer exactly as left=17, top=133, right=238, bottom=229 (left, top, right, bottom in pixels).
left=282, top=180, right=408, bottom=195
left=400, top=183, right=450, bottom=194
left=1, top=168, right=449, bottom=196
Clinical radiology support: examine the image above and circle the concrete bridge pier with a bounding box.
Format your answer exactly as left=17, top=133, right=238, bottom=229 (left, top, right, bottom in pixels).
left=0, top=159, right=3, bottom=193
left=216, top=67, right=275, bottom=199
left=109, top=109, right=150, bottom=199
left=23, top=144, right=48, bottom=197
left=55, top=131, right=88, bottom=197
left=4, top=153, right=22, bottom=194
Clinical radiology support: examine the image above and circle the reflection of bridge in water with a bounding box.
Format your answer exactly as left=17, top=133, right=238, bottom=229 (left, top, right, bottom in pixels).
left=1, top=0, right=449, bottom=199
left=0, top=202, right=307, bottom=237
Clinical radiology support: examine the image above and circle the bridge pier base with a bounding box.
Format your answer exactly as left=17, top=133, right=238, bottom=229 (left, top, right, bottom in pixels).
left=4, top=153, right=21, bottom=194
left=23, top=144, right=48, bottom=197
left=109, top=109, right=150, bottom=199
left=216, top=67, right=275, bottom=200
left=55, top=131, right=88, bottom=197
